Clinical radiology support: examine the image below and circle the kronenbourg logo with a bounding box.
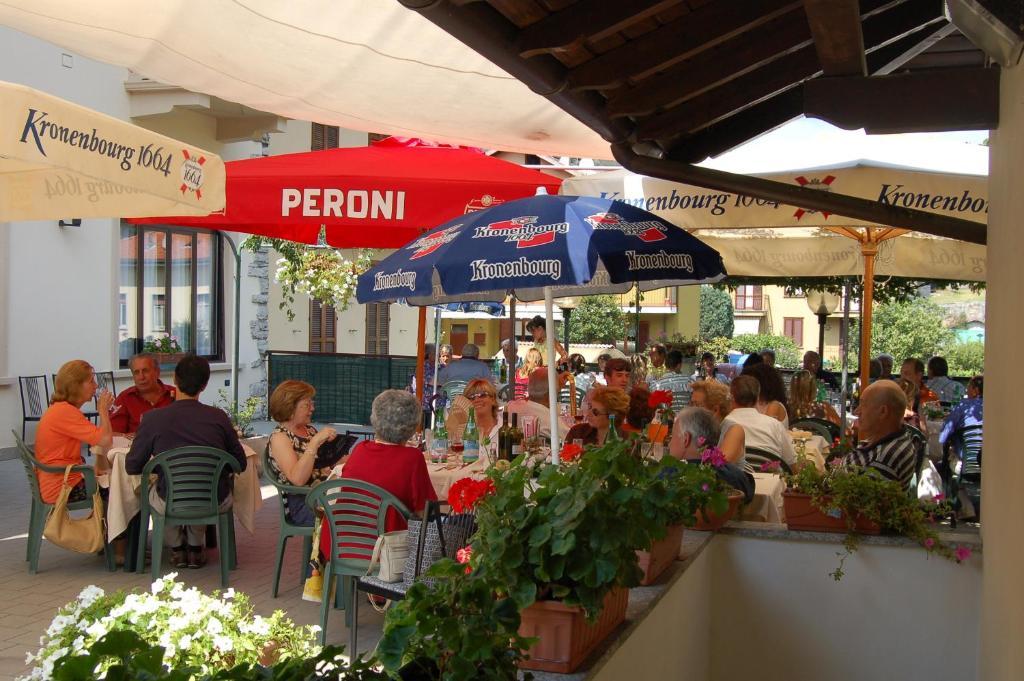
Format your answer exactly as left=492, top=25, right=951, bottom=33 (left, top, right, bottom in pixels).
left=470, top=257, right=561, bottom=282
left=625, top=250, right=693, bottom=273
left=472, top=216, right=569, bottom=248
left=372, top=268, right=417, bottom=292
left=584, top=212, right=667, bottom=242
left=407, top=225, right=461, bottom=260
left=180, top=150, right=206, bottom=198
left=792, top=175, right=835, bottom=220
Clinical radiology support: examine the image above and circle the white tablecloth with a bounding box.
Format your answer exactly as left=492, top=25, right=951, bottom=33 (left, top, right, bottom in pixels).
left=103, top=438, right=261, bottom=541
left=740, top=472, right=786, bottom=523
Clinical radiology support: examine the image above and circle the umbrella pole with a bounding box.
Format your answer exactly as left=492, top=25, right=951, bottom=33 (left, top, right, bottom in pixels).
left=545, top=288, right=560, bottom=464
left=415, top=307, right=426, bottom=431
left=859, top=242, right=878, bottom=388
left=221, top=233, right=242, bottom=419
left=839, top=278, right=851, bottom=428
left=510, top=294, right=517, bottom=366
left=431, top=308, right=442, bottom=429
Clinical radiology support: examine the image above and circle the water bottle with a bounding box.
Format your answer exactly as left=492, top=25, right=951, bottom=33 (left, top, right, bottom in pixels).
left=463, top=407, right=480, bottom=462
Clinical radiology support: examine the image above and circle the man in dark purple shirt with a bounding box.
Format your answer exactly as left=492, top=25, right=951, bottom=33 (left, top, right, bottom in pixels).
left=126, top=355, right=246, bottom=569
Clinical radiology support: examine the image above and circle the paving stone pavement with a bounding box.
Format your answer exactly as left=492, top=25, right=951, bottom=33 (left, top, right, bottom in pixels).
left=0, top=458, right=387, bottom=680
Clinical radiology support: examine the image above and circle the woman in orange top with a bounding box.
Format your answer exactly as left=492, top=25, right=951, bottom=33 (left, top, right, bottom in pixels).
left=35, top=360, right=113, bottom=504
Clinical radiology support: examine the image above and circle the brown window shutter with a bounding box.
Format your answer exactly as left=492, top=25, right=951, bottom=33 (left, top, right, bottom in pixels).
left=311, top=123, right=340, bottom=151
left=365, top=302, right=390, bottom=355
left=310, top=299, right=337, bottom=353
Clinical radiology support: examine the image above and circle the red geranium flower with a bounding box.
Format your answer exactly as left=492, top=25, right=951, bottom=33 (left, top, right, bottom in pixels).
left=560, top=442, right=584, bottom=462
left=456, top=545, right=473, bottom=573
left=648, top=390, right=673, bottom=408
left=447, top=478, right=496, bottom=513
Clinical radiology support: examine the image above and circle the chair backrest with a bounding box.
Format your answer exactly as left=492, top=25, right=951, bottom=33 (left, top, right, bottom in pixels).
left=900, top=424, right=928, bottom=496
left=11, top=430, right=44, bottom=504
left=307, top=478, right=412, bottom=567
left=19, top=376, right=50, bottom=419
left=497, top=383, right=514, bottom=402
left=654, top=375, right=693, bottom=411
left=94, top=371, right=117, bottom=397
left=744, top=446, right=792, bottom=474
left=955, top=424, right=983, bottom=478
left=791, top=418, right=839, bottom=441
left=442, top=378, right=468, bottom=401
left=557, top=386, right=586, bottom=408
left=142, top=446, right=242, bottom=518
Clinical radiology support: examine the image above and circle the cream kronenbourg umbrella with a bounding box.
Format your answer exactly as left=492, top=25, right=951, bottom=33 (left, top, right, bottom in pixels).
left=0, top=80, right=225, bottom=221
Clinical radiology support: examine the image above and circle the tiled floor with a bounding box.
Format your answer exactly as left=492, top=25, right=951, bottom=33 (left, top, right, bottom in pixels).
left=0, top=456, right=386, bottom=680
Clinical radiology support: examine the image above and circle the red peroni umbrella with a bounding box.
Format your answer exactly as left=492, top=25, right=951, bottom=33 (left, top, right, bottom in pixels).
left=128, top=144, right=562, bottom=247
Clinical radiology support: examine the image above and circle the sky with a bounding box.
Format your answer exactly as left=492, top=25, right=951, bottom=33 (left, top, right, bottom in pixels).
left=702, top=117, right=989, bottom=176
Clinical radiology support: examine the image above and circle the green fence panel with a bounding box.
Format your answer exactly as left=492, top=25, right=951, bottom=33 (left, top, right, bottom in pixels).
left=267, top=352, right=419, bottom=425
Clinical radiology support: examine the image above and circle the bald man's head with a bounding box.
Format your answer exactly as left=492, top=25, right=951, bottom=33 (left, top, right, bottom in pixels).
left=855, top=379, right=907, bottom=443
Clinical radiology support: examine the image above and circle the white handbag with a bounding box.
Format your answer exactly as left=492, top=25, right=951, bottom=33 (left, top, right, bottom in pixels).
left=366, top=530, right=409, bottom=582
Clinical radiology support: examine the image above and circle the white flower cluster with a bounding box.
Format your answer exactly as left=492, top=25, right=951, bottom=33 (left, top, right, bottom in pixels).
left=274, top=247, right=374, bottom=317
left=22, top=574, right=319, bottom=679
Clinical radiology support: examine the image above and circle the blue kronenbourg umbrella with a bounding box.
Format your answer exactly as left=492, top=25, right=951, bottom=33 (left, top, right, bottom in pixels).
left=357, top=194, right=727, bottom=461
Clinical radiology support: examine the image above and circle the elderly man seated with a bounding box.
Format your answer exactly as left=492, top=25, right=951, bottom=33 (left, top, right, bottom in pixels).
left=437, top=343, right=493, bottom=384
left=110, top=353, right=176, bottom=435
left=506, top=367, right=565, bottom=442
left=721, top=375, right=798, bottom=471
left=670, top=407, right=755, bottom=501
left=126, top=355, right=247, bottom=570
left=846, top=380, right=918, bottom=490
left=927, top=356, right=966, bottom=404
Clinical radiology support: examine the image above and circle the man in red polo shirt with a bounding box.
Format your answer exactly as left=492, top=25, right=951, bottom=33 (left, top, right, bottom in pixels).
left=110, top=353, right=176, bottom=435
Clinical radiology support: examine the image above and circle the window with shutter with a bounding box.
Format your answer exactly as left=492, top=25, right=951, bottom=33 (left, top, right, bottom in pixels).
left=365, top=302, right=390, bottom=355
left=735, top=285, right=764, bottom=311
left=311, top=123, right=340, bottom=151
left=309, top=299, right=337, bottom=353
left=783, top=317, right=804, bottom=346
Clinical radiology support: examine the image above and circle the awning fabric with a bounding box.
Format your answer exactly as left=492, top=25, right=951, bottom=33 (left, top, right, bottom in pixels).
left=1, top=80, right=224, bottom=221
left=563, top=160, right=988, bottom=281
left=128, top=145, right=562, bottom=248
left=0, top=1, right=608, bottom=158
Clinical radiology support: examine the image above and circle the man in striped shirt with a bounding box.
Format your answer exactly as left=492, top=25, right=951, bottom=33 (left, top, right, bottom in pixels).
left=847, top=380, right=918, bottom=490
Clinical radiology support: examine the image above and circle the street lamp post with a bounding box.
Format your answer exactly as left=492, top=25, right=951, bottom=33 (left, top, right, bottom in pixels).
left=805, top=290, right=842, bottom=362
left=555, top=296, right=580, bottom=357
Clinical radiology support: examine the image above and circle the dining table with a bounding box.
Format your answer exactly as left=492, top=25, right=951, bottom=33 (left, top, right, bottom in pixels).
left=99, top=436, right=263, bottom=542
left=739, top=472, right=787, bottom=523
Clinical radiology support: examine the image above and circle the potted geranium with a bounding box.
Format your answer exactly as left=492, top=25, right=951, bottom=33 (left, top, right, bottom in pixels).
left=685, top=443, right=743, bottom=531
left=783, top=464, right=973, bottom=580
left=142, top=334, right=185, bottom=367
left=633, top=454, right=723, bottom=584
left=469, top=439, right=676, bottom=673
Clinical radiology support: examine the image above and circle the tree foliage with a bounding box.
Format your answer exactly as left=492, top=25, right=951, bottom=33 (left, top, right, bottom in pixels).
left=944, top=340, right=985, bottom=377
left=848, top=298, right=955, bottom=369
left=699, top=285, right=734, bottom=339
left=568, top=295, right=625, bottom=344
left=729, top=333, right=802, bottom=368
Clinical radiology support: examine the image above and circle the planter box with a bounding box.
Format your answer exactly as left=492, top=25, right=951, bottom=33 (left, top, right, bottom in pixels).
left=688, top=489, right=744, bottom=531
left=518, top=587, right=629, bottom=674
left=153, top=352, right=187, bottom=367
left=783, top=492, right=881, bottom=534
left=636, top=524, right=684, bottom=585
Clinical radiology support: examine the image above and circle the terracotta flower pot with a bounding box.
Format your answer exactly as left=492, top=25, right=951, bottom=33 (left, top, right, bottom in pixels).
left=636, top=524, right=684, bottom=585
left=518, top=587, right=629, bottom=674
left=153, top=351, right=186, bottom=367
left=687, top=489, right=744, bottom=531
left=782, top=492, right=881, bottom=534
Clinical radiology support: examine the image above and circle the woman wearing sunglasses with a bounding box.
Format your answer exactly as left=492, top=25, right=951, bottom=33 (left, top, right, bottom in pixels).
left=446, top=378, right=502, bottom=450
left=564, top=386, right=628, bottom=446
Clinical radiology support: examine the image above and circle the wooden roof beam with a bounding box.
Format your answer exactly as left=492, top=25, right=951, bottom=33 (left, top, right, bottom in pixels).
left=565, top=0, right=801, bottom=90
left=514, top=0, right=682, bottom=58
left=805, top=66, right=1000, bottom=132
left=635, top=0, right=948, bottom=143
left=803, top=0, right=868, bottom=75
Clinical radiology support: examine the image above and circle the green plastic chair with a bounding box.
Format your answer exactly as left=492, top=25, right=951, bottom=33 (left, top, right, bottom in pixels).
left=260, top=444, right=314, bottom=597
left=306, top=479, right=411, bottom=652
left=135, top=446, right=241, bottom=587
left=11, top=430, right=115, bottom=574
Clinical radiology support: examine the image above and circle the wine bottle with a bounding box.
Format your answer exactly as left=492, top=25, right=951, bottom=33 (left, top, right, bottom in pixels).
left=463, top=407, right=480, bottom=462
left=498, top=410, right=511, bottom=461
left=606, top=413, right=621, bottom=441
left=432, top=404, right=448, bottom=462
left=510, top=412, right=524, bottom=458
